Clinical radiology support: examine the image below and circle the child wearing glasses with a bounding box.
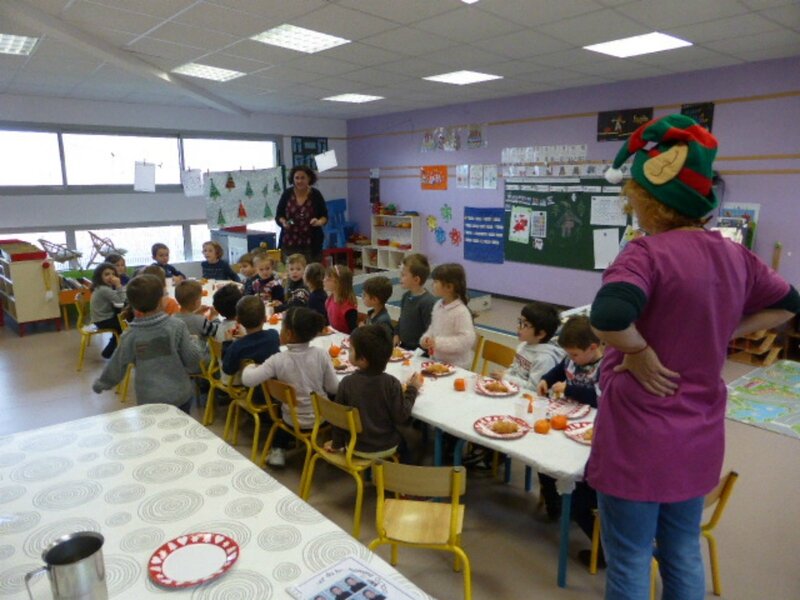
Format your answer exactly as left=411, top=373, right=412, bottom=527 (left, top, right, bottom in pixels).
left=496, top=301, right=565, bottom=391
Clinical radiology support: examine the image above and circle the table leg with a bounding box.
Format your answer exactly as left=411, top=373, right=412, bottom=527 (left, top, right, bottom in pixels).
left=434, top=428, right=443, bottom=466
left=558, top=492, right=572, bottom=587
left=452, top=439, right=466, bottom=466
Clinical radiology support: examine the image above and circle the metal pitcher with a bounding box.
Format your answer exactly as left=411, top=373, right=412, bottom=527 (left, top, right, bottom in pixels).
left=25, top=531, right=108, bottom=600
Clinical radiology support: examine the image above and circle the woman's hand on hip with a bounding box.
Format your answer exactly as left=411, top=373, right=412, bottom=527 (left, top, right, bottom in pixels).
left=613, top=347, right=680, bottom=397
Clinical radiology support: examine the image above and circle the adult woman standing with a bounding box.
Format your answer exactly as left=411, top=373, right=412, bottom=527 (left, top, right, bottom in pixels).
left=276, top=165, right=328, bottom=264
left=588, top=115, right=799, bottom=600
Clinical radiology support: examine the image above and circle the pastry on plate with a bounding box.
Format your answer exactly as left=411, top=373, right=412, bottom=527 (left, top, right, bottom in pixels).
left=490, top=420, right=519, bottom=434
left=422, top=363, right=451, bottom=375
left=484, top=380, right=509, bottom=393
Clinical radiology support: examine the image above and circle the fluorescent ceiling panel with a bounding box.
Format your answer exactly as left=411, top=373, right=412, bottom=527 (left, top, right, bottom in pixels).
left=172, top=63, right=245, bottom=82
left=0, top=34, right=39, bottom=56
left=423, top=70, right=503, bottom=85
left=322, top=93, right=384, bottom=103
left=252, top=24, right=350, bottom=54
left=584, top=32, right=692, bottom=58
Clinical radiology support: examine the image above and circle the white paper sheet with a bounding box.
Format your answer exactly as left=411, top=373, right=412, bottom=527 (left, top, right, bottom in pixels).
left=509, top=205, right=532, bottom=244
left=483, top=164, right=497, bottom=189
left=594, top=228, right=620, bottom=269
left=591, top=196, right=627, bottom=226
left=456, top=164, right=469, bottom=188
left=314, top=149, right=337, bottom=172
left=134, top=161, right=156, bottom=192
left=181, top=169, right=204, bottom=197
left=469, top=164, right=483, bottom=189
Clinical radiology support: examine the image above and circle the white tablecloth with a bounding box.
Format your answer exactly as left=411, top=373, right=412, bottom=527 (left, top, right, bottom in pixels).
left=0, top=405, right=432, bottom=599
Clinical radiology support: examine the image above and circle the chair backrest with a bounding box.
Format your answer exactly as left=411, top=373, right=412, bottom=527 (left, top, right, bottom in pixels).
left=477, top=339, right=516, bottom=375
left=470, top=335, right=484, bottom=373
left=375, top=460, right=467, bottom=498
left=326, top=198, right=348, bottom=227
left=703, top=470, right=739, bottom=530
left=312, top=393, right=362, bottom=433
left=263, top=379, right=300, bottom=425
left=75, top=291, right=90, bottom=328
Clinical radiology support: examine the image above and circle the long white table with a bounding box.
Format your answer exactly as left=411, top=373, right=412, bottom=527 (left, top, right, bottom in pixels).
left=0, top=404, right=432, bottom=599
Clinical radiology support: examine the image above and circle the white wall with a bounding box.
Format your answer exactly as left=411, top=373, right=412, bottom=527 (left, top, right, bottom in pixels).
left=0, top=93, right=348, bottom=231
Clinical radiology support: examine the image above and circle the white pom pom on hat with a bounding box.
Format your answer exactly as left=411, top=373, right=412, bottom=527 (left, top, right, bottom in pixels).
left=604, top=167, right=624, bottom=184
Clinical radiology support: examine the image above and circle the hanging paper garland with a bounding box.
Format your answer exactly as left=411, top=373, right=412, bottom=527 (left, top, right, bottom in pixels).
left=427, top=215, right=438, bottom=231
left=225, top=173, right=236, bottom=191
left=41, top=260, right=54, bottom=301
left=449, top=228, right=462, bottom=246
left=263, top=201, right=273, bottom=219
left=209, top=178, right=221, bottom=200
left=434, top=227, right=446, bottom=245
left=217, top=208, right=226, bottom=226
left=238, top=200, right=248, bottom=219
left=441, top=203, right=453, bottom=222
left=245, top=181, right=254, bottom=198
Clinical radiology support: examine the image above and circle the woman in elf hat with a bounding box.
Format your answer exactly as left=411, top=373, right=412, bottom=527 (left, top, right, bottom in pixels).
left=587, top=114, right=799, bottom=600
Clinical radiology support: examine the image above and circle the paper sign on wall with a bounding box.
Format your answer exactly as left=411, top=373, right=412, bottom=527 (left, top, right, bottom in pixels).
left=134, top=161, right=156, bottom=192
left=314, top=149, right=337, bottom=172
left=181, top=169, right=204, bottom=197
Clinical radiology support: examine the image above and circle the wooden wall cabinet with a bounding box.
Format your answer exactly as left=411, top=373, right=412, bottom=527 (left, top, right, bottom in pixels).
left=0, top=240, right=61, bottom=336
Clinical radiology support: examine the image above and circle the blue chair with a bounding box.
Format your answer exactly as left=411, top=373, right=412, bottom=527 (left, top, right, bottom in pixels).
left=323, top=198, right=358, bottom=249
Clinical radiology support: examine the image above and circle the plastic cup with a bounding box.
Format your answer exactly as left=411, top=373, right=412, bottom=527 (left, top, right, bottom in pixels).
left=513, top=398, right=528, bottom=418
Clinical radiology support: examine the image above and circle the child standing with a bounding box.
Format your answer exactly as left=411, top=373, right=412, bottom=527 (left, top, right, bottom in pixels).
left=500, top=301, right=565, bottom=390
left=151, top=243, right=184, bottom=282
left=105, top=252, right=130, bottom=286
left=92, top=274, right=202, bottom=412
left=222, top=296, right=281, bottom=382
left=276, top=253, right=310, bottom=312
left=89, top=262, right=127, bottom=358
left=201, top=240, right=238, bottom=281
left=140, top=266, right=180, bottom=315
left=419, top=264, right=476, bottom=369
left=361, top=276, right=394, bottom=338
left=242, top=307, right=339, bottom=466
left=328, top=325, right=422, bottom=458
left=304, top=262, right=328, bottom=321
left=324, top=265, right=357, bottom=333
left=537, top=315, right=604, bottom=565
left=394, top=253, right=437, bottom=351
left=245, top=254, right=284, bottom=304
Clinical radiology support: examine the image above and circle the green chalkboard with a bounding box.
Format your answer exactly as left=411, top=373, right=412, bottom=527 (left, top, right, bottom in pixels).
left=504, top=177, right=628, bottom=272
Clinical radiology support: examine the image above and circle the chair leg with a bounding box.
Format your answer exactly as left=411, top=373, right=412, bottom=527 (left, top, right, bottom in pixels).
left=704, top=531, right=722, bottom=596
left=222, top=401, right=237, bottom=443
left=503, top=456, right=512, bottom=484
left=203, top=387, right=216, bottom=426
left=259, top=424, right=279, bottom=469
left=77, top=334, right=89, bottom=371
left=297, top=439, right=313, bottom=495
left=590, top=513, right=601, bottom=574
left=301, top=455, right=320, bottom=500
left=390, top=543, right=398, bottom=566
left=119, top=364, right=132, bottom=403
left=250, top=415, right=261, bottom=463
left=650, top=557, right=657, bottom=600
left=351, top=471, right=365, bottom=538
left=232, top=406, right=241, bottom=445
left=452, top=546, right=472, bottom=600
left=524, top=466, right=533, bottom=492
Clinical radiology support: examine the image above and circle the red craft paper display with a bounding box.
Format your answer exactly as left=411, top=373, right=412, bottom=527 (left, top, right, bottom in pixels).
left=420, top=165, right=448, bottom=190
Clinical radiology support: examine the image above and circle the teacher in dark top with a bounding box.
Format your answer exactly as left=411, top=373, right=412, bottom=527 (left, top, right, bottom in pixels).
left=276, top=165, right=328, bottom=264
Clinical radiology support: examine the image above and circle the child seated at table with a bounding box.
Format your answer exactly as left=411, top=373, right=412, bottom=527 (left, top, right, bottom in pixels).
left=211, top=283, right=244, bottom=346
left=236, top=252, right=256, bottom=283
left=151, top=242, right=184, bottom=282
left=173, top=280, right=218, bottom=340
left=537, top=315, right=604, bottom=566
left=222, top=296, right=280, bottom=385
left=89, top=261, right=127, bottom=358
left=105, top=252, right=130, bottom=286
left=276, top=253, right=310, bottom=312
left=241, top=307, right=339, bottom=467
left=139, top=265, right=181, bottom=315
left=324, top=265, right=358, bottom=333
left=304, top=262, right=328, bottom=322
left=327, top=325, right=422, bottom=459
left=419, top=263, right=476, bottom=369
left=496, top=301, right=565, bottom=390
left=93, top=273, right=202, bottom=413
left=361, top=276, right=394, bottom=338
left=394, top=253, right=437, bottom=351
left=244, top=254, right=284, bottom=305
left=201, top=240, right=239, bottom=281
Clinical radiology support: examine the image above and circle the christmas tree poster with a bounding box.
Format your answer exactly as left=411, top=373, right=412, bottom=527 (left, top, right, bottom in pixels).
left=204, top=166, right=285, bottom=229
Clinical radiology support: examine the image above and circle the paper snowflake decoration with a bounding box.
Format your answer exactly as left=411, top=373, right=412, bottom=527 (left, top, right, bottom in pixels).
left=427, top=215, right=438, bottom=231
left=441, top=203, right=452, bottom=222
left=449, top=228, right=462, bottom=246
left=434, top=227, right=446, bottom=245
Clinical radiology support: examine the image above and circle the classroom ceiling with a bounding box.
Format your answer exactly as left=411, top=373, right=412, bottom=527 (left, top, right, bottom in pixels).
left=0, top=0, right=799, bottom=119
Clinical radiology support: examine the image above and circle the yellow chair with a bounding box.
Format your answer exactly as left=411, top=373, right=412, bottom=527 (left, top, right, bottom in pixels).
left=472, top=338, right=516, bottom=375
left=368, top=460, right=472, bottom=600
left=590, top=471, right=739, bottom=598
left=202, top=338, right=230, bottom=426
left=302, top=394, right=396, bottom=538
left=75, top=292, right=120, bottom=371
left=222, top=361, right=270, bottom=463
left=116, top=315, right=133, bottom=403
left=469, top=335, right=484, bottom=373
left=259, top=380, right=327, bottom=493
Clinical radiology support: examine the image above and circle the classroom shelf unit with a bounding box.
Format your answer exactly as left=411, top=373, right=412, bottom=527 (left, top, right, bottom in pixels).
left=728, top=328, right=783, bottom=367
left=360, top=214, right=422, bottom=272
left=0, top=240, right=61, bottom=336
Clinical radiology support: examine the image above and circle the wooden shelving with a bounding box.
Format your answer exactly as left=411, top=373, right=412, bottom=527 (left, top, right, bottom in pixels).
left=728, top=328, right=783, bottom=367
left=360, top=213, right=422, bottom=272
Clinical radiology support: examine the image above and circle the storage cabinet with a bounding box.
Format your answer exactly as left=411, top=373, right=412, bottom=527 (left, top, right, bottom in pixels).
left=360, top=214, right=422, bottom=272
left=0, top=240, right=61, bottom=336
left=210, top=229, right=277, bottom=264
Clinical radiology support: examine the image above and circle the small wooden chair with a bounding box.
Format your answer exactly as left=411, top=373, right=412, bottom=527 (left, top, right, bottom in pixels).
left=369, top=460, right=472, bottom=600
left=472, top=338, right=516, bottom=375
left=75, top=292, right=120, bottom=371
left=302, top=394, right=396, bottom=538
left=222, top=360, right=270, bottom=463
left=589, top=471, right=739, bottom=598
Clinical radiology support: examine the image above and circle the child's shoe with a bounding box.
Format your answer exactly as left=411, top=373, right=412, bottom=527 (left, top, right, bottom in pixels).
left=267, top=448, right=286, bottom=467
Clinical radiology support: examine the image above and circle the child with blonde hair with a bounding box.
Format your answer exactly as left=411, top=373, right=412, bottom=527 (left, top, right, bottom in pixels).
left=420, top=263, right=476, bottom=369
left=245, top=254, right=284, bottom=304
left=201, top=240, right=238, bottom=281
left=324, top=265, right=357, bottom=333
left=276, top=253, right=310, bottom=311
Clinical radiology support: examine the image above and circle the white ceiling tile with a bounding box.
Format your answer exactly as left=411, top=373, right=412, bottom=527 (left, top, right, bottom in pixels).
left=340, top=67, right=414, bottom=87
left=235, top=75, right=296, bottom=92
left=126, top=37, right=205, bottom=66
left=760, top=5, right=800, bottom=30
left=289, top=4, right=400, bottom=41
left=5, top=81, right=76, bottom=96
left=22, top=0, right=74, bottom=15
left=489, top=60, right=555, bottom=77
left=204, top=0, right=328, bottom=22
left=85, top=0, right=199, bottom=20
left=657, top=53, right=746, bottom=72
left=96, top=28, right=140, bottom=46
left=622, top=0, right=750, bottom=29
left=426, top=44, right=507, bottom=69
left=631, top=45, right=741, bottom=67
left=249, top=65, right=319, bottom=84
left=476, top=0, right=607, bottom=28
left=313, top=42, right=399, bottom=68
left=284, top=54, right=360, bottom=76
left=336, top=0, right=462, bottom=25
left=147, top=22, right=238, bottom=52
left=308, top=76, right=373, bottom=93
left=668, top=13, right=784, bottom=44
left=472, top=29, right=574, bottom=60
left=544, top=8, right=650, bottom=46
left=62, top=1, right=164, bottom=35
left=528, top=47, right=615, bottom=68
left=171, top=2, right=273, bottom=38
left=197, top=52, right=269, bottom=73
left=360, top=28, right=456, bottom=57
left=739, top=0, right=800, bottom=9
left=721, top=43, right=800, bottom=61
left=705, top=28, right=800, bottom=57
left=379, top=56, right=446, bottom=77
left=223, top=40, right=300, bottom=64
left=413, top=7, right=526, bottom=43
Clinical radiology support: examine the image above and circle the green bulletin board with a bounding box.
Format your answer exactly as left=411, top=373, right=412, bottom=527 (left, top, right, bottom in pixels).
left=504, top=177, right=628, bottom=272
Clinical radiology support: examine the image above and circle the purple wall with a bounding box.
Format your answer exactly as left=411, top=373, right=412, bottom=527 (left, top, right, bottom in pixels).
left=347, top=57, right=800, bottom=307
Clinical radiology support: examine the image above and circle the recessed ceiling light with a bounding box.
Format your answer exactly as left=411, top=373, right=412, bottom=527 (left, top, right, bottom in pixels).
left=0, top=33, right=39, bottom=56
left=252, top=24, right=350, bottom=54
left=423, top=70, right=503, bottom=86
left=461, top=1, right=481, bottom=4
left=584, top=32, right=692, bottom=58
left=172, top=63, right=245, bottom=82
left=322, top=94, right=384, bottom=103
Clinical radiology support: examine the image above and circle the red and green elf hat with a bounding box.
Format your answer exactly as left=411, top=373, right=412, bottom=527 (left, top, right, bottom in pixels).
left=604, top=114, right=718, bottom=218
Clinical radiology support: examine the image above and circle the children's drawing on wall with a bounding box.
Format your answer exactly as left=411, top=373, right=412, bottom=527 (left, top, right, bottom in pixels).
left=509, top=206, right=532, bottom=244
left=531, top=211, right=547, bottom=238
left=469, top=164, right=483, bottom=189
left=466, top=123, right=487, bottom=149
left=420, top=165, right=448, bottom=190
left=443, top=127, right=461, bottom=151
left=449, top=228, right=462, bottom=246
left=441, top=203, right=453, bottom=223
left=533, top=237, right=544, bottom=251
left=421, top=129, right=436, bottom=152
left=597, top=107, right=654, bottom=142
left=434, top=227, right=447, bottom=245
left=554, top=202, right=583, bottom=238
left=427, top=215, right=438, bottom=231
left=456, top=164, right=469, bottom=188
left=483, top=164, right=498, bottom=189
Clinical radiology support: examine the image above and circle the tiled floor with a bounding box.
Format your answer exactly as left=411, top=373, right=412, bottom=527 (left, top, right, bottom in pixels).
left=2, top=303, right=799, bottom=599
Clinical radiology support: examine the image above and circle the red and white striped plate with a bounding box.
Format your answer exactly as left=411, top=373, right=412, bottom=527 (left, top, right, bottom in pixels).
left=148, top=532, right=239, bottom=588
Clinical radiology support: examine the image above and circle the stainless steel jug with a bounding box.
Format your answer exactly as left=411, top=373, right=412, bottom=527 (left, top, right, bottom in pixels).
left=25, top=531, right=108, bottom=599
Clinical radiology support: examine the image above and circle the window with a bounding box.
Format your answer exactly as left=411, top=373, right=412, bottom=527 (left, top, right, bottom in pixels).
left=62, top=133, right=180, bottom=185
left=0, top=131, right=63, bottom=185
left=75, top=226, right=185, bottom=268
left=182, top=138, right=276, bottom=173
left=0, top=231, right=67, bottom=248
left=189, top=223, right=212, bottom=261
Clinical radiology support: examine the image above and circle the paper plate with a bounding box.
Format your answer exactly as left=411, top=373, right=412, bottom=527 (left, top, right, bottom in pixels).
left=332, top=358, right=358, bottom=374
left=473, top=415, right=530, bottom=440
left=563, top=421, right=594, bottom=445
left=340, top=337, right=351, bottom=349
left=317, top=326, right=335, bottom=336
left=148, top=532, right=239, bottom=588
left=420, top=361, right=456, bottom=377
left=389, top=349, right=414, bottom=362
left=475, top=377, right=520, bottom=397
left=548, top=398, right=591, bottom=419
